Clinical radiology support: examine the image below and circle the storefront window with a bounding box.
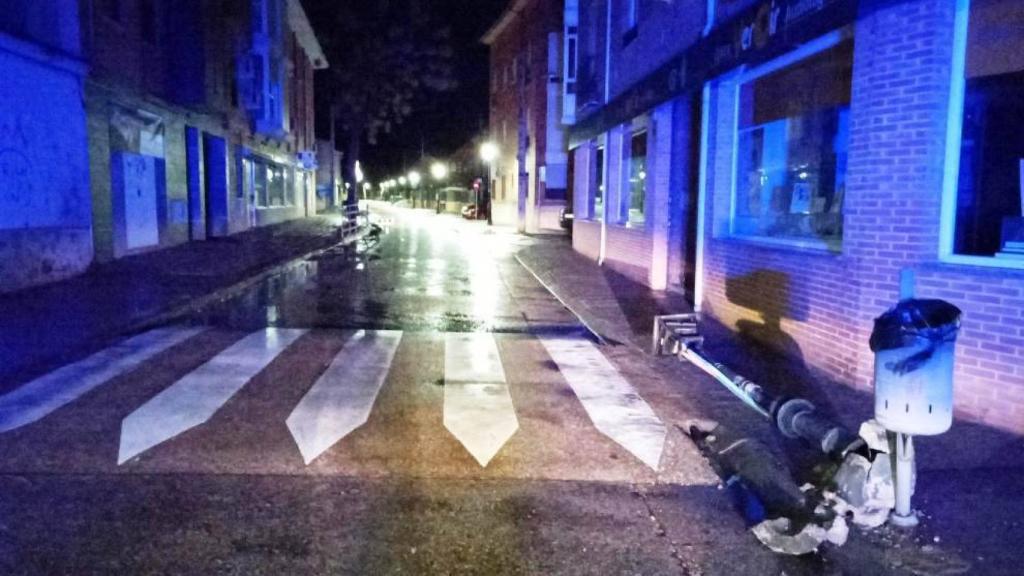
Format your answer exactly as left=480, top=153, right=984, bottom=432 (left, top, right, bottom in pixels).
left=268, top=164, right=286, bottom=206
left=253, top=161, right=268, bottom=207
left=732, top=39, right=853, bottom=251
left=252, top=159, right=292, bottom=208
left=952, top=0, right=1024, bottom=259
left=240, top=157, right=253, bottom=200
left=627, top=130, right=647, bottom=226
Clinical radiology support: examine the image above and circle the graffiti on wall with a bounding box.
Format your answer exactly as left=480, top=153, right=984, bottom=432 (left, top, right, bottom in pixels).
left=0, top=122, right=33, bottom=210
left=0, top=50, right=90, bottom=230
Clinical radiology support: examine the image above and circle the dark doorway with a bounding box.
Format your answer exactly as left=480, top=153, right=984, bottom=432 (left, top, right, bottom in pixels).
left=185, top=127, right=205, bottom=241
left=203, top=133, right=229, bottom=238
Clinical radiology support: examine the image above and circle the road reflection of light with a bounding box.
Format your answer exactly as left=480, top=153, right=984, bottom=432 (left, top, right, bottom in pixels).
left=425, top=258, right=447, bottom=297
left=464, top=237, right=503, bottom=330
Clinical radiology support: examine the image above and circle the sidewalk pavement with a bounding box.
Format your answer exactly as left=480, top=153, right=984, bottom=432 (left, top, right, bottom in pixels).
left=517, top=234, right=1024, bottom=575
left=0, top=216, right=349, bottom=390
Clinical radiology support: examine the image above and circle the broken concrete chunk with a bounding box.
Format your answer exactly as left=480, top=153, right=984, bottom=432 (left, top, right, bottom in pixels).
left=859, top=419, right=890, bottom=454
left=826, top=516, right=850, bottom=546
left=832, top=451, right=898, bottom=529
left=834, top=454, right=872, bottom=508
left=752, top=518, right=828, bottom=555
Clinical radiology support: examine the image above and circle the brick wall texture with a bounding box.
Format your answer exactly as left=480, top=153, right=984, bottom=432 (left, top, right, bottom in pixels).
left=702, top=0, right=1024, bottom=434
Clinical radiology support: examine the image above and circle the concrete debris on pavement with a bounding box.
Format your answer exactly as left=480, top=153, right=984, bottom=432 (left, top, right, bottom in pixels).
left=831, top=452, right=900, bottom=529
left=751, top=515, right=849, bottom=555
left=682, top=411, right=909, bottom=555
left=859, top=419, right=891, bottom=454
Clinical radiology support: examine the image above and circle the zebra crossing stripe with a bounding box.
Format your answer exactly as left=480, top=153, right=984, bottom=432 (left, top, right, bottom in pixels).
left=444, top=333, right=519, bottom=467
left=117, top=328, right=307, bottom=465
left=0, top=327, right=205, bottom=434
left=540, top=337, right=667, bottom=471
left=286, top=330, right=402, bottom=465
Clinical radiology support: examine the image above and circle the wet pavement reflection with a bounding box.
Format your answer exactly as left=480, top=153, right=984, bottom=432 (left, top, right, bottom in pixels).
left=187, top=210, right=560, bottom=335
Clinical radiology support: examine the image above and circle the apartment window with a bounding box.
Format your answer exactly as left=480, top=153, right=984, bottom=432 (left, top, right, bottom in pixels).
left=730, top=37, right=853, bottom=251
left=566, top=27, right=579, bottom=83
left=626, top=130, right=647, bottom=226
left=948, top=0, right=1024, bottom=261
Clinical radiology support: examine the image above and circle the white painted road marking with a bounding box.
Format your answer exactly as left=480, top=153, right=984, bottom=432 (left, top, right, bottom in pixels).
left=444, top=333, right=518, bottom=467
left=0, top=327, right=205, bottom=434
left=118, top=328, right=307, bottom=464
left=540, top=337, right=666, bottom=471
left=286, top=330, right=403, bottom=464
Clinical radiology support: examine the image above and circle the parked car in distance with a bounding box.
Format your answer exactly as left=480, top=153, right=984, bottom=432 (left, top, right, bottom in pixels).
left=461, top=203, right=489, bottom=220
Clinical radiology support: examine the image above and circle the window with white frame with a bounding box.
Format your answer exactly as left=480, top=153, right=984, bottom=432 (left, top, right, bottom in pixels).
left=729, top=37, right=853, bottom=251
left=949, top=0, right=1024, bottom=260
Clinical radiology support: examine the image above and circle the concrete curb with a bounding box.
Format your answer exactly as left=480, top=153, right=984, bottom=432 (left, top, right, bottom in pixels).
left=512, top=251, right=617, bottom=348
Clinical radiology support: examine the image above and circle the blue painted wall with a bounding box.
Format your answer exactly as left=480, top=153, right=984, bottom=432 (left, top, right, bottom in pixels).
left=0, top=30, right=92, bottom=293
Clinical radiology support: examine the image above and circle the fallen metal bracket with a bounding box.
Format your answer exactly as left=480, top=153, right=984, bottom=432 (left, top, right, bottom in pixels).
left=654, top=313, right=864, bottom=460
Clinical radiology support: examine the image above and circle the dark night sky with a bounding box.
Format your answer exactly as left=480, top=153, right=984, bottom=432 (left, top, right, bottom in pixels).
left=307, top=0, right=509, bottom=183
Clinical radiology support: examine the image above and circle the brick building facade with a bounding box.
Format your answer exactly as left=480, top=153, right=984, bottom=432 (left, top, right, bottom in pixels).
left=565, top=0, right=1024, bottom=434
left=483, top=0, right=569, bottom=233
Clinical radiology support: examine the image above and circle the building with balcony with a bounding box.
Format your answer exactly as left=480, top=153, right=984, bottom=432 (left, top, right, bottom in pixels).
left=82, top=0, right=327, bottom=261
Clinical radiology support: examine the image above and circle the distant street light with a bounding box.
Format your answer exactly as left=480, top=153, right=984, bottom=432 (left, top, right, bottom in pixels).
left=430, top=162, right=449, bottom=181
left=480, top=142, right=499, bottom=163
left=408, top=170, right=422, bottom=187
left=398, top=176, right=407, bottom=186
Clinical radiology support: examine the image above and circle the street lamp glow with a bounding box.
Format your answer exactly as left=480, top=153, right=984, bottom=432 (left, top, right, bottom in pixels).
left=408, top=170, right=422, bottom=187
left=480, top=142, right=499, bottom=163
left=399, top=176, right=407, bottom=186
left=430, top=162, right=449, bottom=181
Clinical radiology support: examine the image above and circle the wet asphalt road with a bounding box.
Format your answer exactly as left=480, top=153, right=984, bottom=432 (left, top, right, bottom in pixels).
left=0, top=208, right=864, bottom=575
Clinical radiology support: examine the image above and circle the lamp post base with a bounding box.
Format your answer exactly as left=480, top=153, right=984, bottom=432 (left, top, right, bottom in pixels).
left=889, top=510, right=920, bottom=528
